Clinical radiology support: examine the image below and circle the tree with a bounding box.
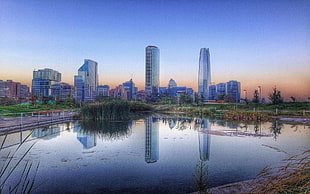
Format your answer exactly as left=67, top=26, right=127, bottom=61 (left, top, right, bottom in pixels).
left=217, top=94, right=226, bottom=101
left=268, top=87, right=283, bottom=105
left=252, top=89, right=260, bottom=103
left=30, top=95, right=37, bottom=106
left=290, top=96, right=296, bottom=102
left=179, top=94, right=193, bottom=105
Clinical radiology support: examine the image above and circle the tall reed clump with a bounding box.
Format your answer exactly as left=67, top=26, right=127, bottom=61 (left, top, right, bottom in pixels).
left=79, top=100, right=153, bottom=121
left=250, top=150, right=310, bottom=193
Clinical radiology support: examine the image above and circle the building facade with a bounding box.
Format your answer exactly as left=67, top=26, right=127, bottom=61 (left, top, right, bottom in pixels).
left=226, top=80, right=241, bottom=103
left=74, top=59, right=98, bottom=102
left=31, top=78, right=50, bottom=98
left=32, top=68, right=61, bottom=98
left=122, top=79, right=136, bottom=101
left=198, top=48, right=211, bottom=101
left=216, top=83, right=226, bottom=100
left=51, top=82, right=74, bottom=100
left=145, top=46, right=160, bottom=95
left=97, top=85, right=109, bottom=97
left=168, top=78, right=177, bottom=88
left=0, top=80, right=29, bottom=100
left=209, top=85, right=217, bottom=100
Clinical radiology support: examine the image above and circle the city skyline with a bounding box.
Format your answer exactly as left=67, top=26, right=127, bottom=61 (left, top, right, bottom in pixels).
left=1, top=0, right=309, bottom=100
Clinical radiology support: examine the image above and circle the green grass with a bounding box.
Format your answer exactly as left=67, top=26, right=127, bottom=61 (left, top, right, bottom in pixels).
left=0, top=104, right=76, bottom=116
left=153, top=102, right=310, bottom=118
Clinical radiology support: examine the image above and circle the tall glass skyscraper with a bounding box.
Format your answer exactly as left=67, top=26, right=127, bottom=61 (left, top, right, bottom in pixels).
left=145, top=46, right=160, bottom=95
left=75, top=59, right=98, bottom=102
left=198, top=48, right=211, bottom=101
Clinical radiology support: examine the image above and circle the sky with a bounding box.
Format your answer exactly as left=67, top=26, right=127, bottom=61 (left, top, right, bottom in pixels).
left=0, top=0, right=309, bottom=101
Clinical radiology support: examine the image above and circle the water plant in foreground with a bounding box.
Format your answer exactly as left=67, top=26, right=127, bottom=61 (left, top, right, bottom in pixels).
left=0, top=131, right=41, bottom=194
left=192, top=160, right=209, bottom=194
left=249, top=150, right=310, bottom=193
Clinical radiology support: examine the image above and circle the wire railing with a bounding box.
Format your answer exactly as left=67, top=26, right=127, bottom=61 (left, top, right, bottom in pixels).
left=0, top=109, right=78, bottom=133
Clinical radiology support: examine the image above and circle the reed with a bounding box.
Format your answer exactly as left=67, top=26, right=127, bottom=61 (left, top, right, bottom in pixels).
left=192, top=160, right=209, bottom=194
left=79, top=100, right=152, bottom=121
left=249, top=150, right=310, bottom=193
left=0, top=131, right=41, bottom=194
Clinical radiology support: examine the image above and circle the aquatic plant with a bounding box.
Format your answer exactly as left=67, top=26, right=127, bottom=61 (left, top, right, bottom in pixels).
left=0, top=131, right=41, bottom=194
left=192, top=160, right=209, bottom=194
left=78, top=120, right=132, bottom=141
left=79, top=100, right=152, bottom=120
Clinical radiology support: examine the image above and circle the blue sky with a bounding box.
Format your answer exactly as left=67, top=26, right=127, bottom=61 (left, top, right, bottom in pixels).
left=0, top=0, right=309, bottom=100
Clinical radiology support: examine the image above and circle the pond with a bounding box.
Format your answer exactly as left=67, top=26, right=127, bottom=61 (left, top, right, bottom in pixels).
left=1, top=115, right=309, bottom=193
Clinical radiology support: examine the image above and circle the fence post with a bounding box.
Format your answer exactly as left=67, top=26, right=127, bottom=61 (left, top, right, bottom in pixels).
left=20, top=113, right=23, bottom=128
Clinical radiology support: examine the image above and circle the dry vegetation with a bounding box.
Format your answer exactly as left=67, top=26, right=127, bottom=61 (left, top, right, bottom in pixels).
left=249, top=150, right=310, bottom=193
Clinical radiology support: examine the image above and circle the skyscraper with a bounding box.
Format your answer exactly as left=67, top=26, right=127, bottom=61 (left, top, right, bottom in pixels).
left=122, top=79, right=136, bottom=100
left=226, top=80, right=241, bottom=103
left=198, top=48, right=211, bottom=101
left=145, top=46, right=160, bottom=95
left=32, top=68, right=61, bottom=98
left=74, top=59, right=98, bottom=102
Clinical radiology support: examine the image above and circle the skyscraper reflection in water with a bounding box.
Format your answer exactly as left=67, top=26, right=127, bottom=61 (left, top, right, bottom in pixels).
left=198, top=119, right=211, bottom=161
left=145, top=117, right=159, bottom=163
left=74, top=122, right=97, bottom=149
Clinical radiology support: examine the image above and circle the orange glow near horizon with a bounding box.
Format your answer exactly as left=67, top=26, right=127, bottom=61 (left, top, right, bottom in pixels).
left=1, top=67, right=309, bottom=102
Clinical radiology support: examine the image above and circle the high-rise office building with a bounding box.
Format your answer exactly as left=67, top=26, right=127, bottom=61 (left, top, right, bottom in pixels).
left=74, top=59, right=98, bottom=102
left=198, top=48, right=211, bottom=101
left=97, top=85, right=109, bottom=97
left=122, top=79, right=136, bottom=100
left=51, top=82, right=74, bottom=100
left=209, top=85, right=217, bottom=100
left=226, top=80, right=241, bottom=103
left=33, top=68, right=61, bottom=82
left=216, top=83, right=226, bottom=100
left=145, top=46, right=160, bottom=95
left=32, top=68, right=61, bottom=98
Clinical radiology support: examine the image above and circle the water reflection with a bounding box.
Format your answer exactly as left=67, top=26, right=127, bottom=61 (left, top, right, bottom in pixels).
left=74, top=122, right=97, bottom=149
left=197, top=119, right=211, bottom=161
left=78, top=120, right=132, bottom=141
left=32, top=126, right=60, bottom=140
left=269, top=121, right=283, bottom=140
left=145, top=117, right=159, bottom=163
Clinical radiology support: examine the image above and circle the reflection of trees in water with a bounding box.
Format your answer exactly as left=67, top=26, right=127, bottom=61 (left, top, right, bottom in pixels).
left=269, top=121, right=283, bottom=140
left=78, top=120, right=132, bottom=141
left=161, top=117, right=194, bottom=130
left=254, top=122, right=260, bottom=134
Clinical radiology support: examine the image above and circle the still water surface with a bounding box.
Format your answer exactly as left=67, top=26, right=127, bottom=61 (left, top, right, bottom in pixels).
left=1, top=116, right=309, bottom=193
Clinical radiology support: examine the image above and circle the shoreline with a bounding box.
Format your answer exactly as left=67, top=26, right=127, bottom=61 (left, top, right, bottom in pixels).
left=191, top=178, right=266, bottom=194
